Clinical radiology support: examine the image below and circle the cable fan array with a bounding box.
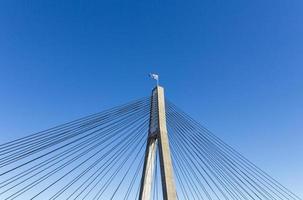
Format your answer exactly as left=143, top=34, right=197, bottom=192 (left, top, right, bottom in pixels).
left=166, top=100, right=301, bottom=200
left=0, top=97, right=301, bottom=200
left=0, top=98, right=150, bottom=200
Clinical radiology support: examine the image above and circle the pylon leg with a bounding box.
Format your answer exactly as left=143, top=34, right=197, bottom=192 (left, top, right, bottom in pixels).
left=139, top=137, right=157, bottom=200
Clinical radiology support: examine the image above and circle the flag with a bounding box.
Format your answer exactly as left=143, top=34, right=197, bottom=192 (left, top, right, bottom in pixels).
left=149, top=73, right=159, bottom=81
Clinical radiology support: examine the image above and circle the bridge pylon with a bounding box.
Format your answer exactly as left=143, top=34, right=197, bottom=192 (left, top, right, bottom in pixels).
left=139, top=86, right=177, bottom=200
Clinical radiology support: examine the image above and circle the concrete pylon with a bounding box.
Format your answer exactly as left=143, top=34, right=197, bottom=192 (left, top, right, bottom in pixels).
left=139, top=86, right=177, bottom=200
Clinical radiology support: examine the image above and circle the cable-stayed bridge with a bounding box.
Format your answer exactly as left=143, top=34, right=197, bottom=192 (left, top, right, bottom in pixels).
left=0, top=86, right=301, bottom=200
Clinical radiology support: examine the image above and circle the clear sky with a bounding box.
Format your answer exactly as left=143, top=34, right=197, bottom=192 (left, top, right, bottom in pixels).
left=0, top=0, right=302, bottom=197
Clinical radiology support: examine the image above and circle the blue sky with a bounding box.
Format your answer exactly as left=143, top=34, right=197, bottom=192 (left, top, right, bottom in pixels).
left=0, top=0, right=303, bottom=197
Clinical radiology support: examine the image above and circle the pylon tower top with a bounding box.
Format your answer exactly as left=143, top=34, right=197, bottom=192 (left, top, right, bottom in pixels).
left=139, top=85, right=177, bottom=200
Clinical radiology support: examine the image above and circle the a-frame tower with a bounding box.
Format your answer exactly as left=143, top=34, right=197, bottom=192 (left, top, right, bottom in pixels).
left=139, top=86, right=177, bottom=200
